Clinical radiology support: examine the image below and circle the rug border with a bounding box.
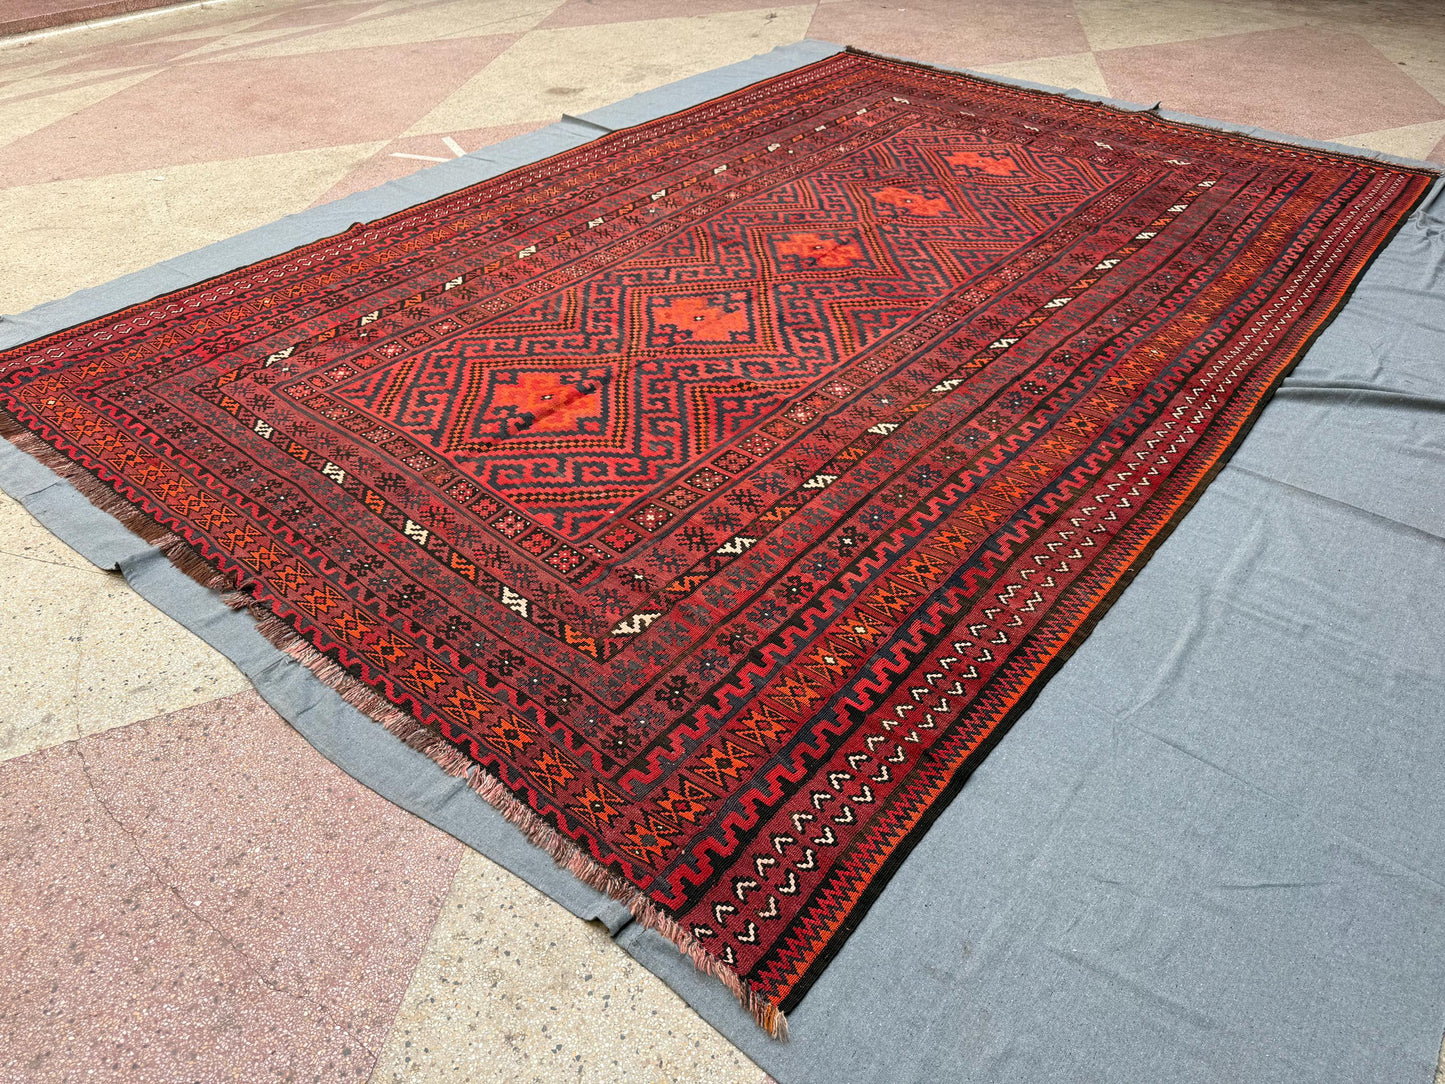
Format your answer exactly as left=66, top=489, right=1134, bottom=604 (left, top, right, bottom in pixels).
left=1, top=38, right=1441, bottom=1057
left=773, top=142, right=1437, bottom=1014
left=765, top=47, right=1442, bottom=1013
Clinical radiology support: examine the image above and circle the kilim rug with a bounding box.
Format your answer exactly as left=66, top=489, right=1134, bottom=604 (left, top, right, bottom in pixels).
left=0, top=50, right=1433, bottom=1036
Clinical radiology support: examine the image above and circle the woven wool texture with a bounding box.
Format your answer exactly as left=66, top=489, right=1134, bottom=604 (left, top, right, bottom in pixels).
left=0, top=51, right=1433, bottom=1033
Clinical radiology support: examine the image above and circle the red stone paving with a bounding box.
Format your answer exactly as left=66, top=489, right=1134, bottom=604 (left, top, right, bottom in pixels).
left=808, top=0, right=1091, bottom=68
left=0, top=33, right=518, bottom=186
left=0, top=0, right=181, bottom=38
left=0, top=690, right=463, bottom=1083
left=1096, top=26, right=1445, bottom=142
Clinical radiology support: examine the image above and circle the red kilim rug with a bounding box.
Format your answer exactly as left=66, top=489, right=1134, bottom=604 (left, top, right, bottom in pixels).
left=0, top=51, right=1432, bottom=1035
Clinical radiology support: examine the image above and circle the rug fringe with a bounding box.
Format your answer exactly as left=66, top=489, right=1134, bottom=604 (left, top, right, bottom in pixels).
left=219, top=589, right=788, bottom=1038
left=0, top=415, right=181, bottom=552
left=0, top=406, right=789, bottom=1040
left=457, top=751, right=790, bottom=1040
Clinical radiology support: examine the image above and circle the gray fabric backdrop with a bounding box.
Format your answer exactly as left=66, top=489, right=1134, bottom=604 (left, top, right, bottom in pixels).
left=2, top=41, right=1441, bottom=1083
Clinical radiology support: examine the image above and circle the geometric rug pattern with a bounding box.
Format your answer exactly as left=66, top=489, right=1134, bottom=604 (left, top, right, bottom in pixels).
left=3, top=1, right=1444, bottom=1080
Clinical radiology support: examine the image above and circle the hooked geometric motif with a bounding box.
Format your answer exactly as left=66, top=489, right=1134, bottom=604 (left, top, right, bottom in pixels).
left=0, top=50, right=1433, bottom=1035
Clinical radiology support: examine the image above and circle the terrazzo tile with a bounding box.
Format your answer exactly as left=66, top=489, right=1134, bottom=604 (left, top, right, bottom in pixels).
left=0, top=141, right=386, bottom=312
left=0, top=487, right=98, bottom=571
left=538, top=0, right=793, bottom=30
left=0, top=61, right=147, bottom=98
left=158, top=23, right=347, bottom=62
left=48, top=33, right=229, bottom=73
left=0, top=54, right=76, bottom=87
left=1343, top=119, right=1445, bottom=163
left=0, top=67, right=155, bottom=149
left=972, top=50, right=1112, bottom=98
left=0, top=689, right=465, bottom=1082
left=1095, top=26, right=1445, bottom=142
left=1352, top=17, right=1445, bottom=106
left=0, top=34, right=514, bottom=185
left=370, top=849, right=766, bottom=1084
left=808, top=0, right=1090, bottom=69
left=1073, top=0, right=1306, bottom=52
left=245, top=0, right=386, bottom=32
left=154, top=7, right=302, bottom=39
left=313, top=121, right=545, bottom=205
left=402, top=6, right=815, bottom=134
left=203, top=0, right=564, bottom=61
left=0, top=492, right=250, bottom=763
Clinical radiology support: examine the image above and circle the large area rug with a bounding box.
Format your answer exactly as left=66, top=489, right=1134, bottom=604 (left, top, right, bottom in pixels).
left=0, top=50, right=1433, bottom=1034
